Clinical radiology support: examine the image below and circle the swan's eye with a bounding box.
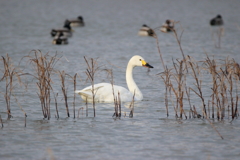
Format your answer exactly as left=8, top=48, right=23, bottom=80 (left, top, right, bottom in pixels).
left=139, top=59, right=141, bottom=61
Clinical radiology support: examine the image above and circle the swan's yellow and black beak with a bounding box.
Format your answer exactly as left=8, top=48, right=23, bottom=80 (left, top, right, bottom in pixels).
left=141, top=60, right=153, bottom=68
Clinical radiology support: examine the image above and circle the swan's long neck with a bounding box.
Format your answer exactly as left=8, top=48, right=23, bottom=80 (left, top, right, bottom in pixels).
left=126, top=62, right=143, bottom=100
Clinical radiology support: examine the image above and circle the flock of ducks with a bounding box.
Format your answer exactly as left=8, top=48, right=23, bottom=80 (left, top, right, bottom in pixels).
left=51, top=16, right=85, bottom=45
left=138, top=14, right=224, bottom=37
left=75, top=14, right=224, bottom=103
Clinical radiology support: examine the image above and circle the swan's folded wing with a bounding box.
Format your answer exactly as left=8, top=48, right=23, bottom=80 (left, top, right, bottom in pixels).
left=75, top=85, right=104, bottom=100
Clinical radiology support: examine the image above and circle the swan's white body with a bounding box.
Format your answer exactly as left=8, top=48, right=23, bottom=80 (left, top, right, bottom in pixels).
left=75, top=55, right=153, bottom=103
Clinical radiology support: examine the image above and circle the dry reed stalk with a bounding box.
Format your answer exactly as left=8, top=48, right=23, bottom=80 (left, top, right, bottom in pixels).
left=171, top=24, right=188, bottom=72
left=105, top=69, right=122, bottom=118
left=168, top=84, right=179, bottom=118
left=67, top=73, right=78, bottom=118
left=129, top=91, right=136, bottom=118
left=0, top=115, right=3, bottom=128
left=73, top=73, right=77, bottom=119
left=224, top=71, right=236, bottom=120
left=1, top=54, right=22, bottom=119
left=84, top=56, right=100, bottom=117
left=159, top=67, right=172, bottom=117
left=175, top=60, right=187, bottom=119
left=186, top=57, right=224, bottom=139
left=164, top=59, right=187, bottom=119
left=152, top=32, right=166, bottom=71
left=26, top=50, right=61, bottom=119
left=112, top=92, right=122, bottom=118
left=53, top=92, right=59, bottom=119
left=202, top=107, right=224, bottom=139
left=218, top=58, right=240, bottom=120
left=185, top=87, right=194, bottom=118
left=85, top=99, right=88, bottom=117
left=188, top=61, right=207, bottom=118
left=208, top=100, right=211, bottom=119
left=58, top=71, right=70, bottom=117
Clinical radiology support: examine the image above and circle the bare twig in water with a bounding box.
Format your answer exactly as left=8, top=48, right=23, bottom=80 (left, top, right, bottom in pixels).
left=73, top=73, right=77, bottom=119
left=0, top=115, right=3, bottom=128
left=53, top=92, right=59, bottom=119
left=58, top=70, right=70, bottom=117
left=67, top=73, right=78, bottom=119
left=129, top=90, right=136, bottom=118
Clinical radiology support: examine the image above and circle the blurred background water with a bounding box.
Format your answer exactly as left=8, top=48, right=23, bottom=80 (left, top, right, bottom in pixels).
left=0, top=0, right=240, bottom=159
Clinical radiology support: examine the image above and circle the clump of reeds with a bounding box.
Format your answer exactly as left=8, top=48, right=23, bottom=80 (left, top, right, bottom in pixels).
left=0, top=54, right=23, bottom=119
left=143, top=21, right=239, bottom=139
left=25, top=50, right=61, bottom=119
left=84, top=56, right=100, bottom=117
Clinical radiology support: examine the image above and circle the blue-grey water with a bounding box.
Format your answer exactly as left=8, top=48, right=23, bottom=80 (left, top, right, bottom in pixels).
left=0, top=0, right=240, bottom=159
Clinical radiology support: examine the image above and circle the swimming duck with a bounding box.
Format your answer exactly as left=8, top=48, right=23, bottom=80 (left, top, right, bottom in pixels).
left=210, top=15, right=224, bottom=26
left=65, top=16, right=85, bottom=27
left=51, top=21, right=73, bottom=37
left=160, top=19, right=174, bottom=33
left=75, top=55, right=153, bottom=103
left=138, top=24, right=155, bottom=37
left=52, top=32, right=68, bottom=45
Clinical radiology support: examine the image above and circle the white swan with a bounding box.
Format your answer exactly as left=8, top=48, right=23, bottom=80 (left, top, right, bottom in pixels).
left=75, top=55, right=153, bottom=103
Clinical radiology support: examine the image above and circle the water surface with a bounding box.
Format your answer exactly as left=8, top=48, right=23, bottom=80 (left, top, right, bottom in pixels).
left=0, top=0, right=240, bottom=159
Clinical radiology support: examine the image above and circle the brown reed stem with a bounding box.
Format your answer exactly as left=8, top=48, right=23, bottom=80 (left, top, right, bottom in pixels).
left=159, top=67, right=172, bottom=117
left=202, top=109, right=224, bottom=140
left=84, top=56, right=100, bottom=117
left=106, top=69, right=121, bottom=118
left=86, top=99, right=88, bottom=117
left=73, top=73, right=77, bottom=119
left=172, top=27, right=188, bottom=73
left=185, top=87, right=193, bottom=118
left=59, top=71, right=70, bottom=117
left=0, top=115, right=3, bottom=128
left=189, top=61, right=207, bottom=117
left=53, top=92, right=59, bottom=119
left=208, top=100, right=211, bottom=119
left=153, top=34, right=166, bottom=71
left=129, top=90, right=135, bottom=118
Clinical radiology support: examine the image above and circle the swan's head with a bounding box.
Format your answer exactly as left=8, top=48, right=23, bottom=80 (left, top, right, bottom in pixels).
left=130, top=55, right=154, bottom=68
